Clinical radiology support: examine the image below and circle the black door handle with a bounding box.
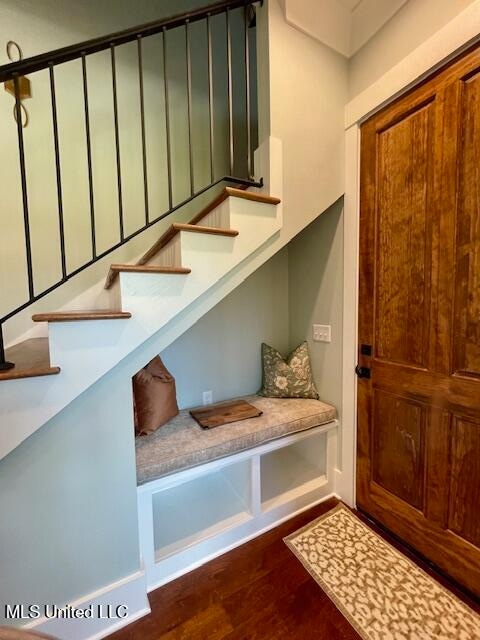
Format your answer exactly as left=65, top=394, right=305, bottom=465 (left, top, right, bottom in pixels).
left=355, top=365, right=371, bottom=379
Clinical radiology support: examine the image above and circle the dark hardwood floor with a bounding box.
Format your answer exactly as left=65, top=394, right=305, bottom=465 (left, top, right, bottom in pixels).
left=110, top=497, right=479, bottom=640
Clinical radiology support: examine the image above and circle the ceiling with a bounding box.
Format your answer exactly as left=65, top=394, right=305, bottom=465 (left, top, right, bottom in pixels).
left=281, top=0, right=410, bottom=58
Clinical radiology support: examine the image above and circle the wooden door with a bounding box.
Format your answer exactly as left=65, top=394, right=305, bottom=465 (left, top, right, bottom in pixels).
left=357, top=44, right=480, bottom=597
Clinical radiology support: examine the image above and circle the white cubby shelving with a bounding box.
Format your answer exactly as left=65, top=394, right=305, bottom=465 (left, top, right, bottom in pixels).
left=261, top=432, right=327, bottom=511
left=152, top=461, right=253, bottom=561
left=138, top=419, right=338, bottom=591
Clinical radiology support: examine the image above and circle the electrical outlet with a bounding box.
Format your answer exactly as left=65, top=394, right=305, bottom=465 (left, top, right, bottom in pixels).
left=313, top=324, right=331, bottom=343
left=202, top=390, right=213, bottom=405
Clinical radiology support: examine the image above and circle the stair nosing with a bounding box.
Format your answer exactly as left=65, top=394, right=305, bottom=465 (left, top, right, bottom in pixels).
left=172, top=223, right=239, bottom=236
left=105, top=264, right=191, bottom=289
left=1, top=338, right=60, bottom=382
left=32, top=311, right=132, bottom=323
left=109, top=264, right=191, bottom=273
left=0, top=366, right=61, bottom=381
left=224, top=187, right=281, bottom=205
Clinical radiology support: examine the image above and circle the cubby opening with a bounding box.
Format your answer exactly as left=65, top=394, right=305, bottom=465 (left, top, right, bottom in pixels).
left=260, top=432, right=327, bottom=511
left=152, top=460, right=252, bottom=560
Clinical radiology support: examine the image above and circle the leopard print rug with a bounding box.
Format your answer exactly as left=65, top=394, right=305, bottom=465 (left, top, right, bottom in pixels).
left=284, top=504, right=480, bottom=639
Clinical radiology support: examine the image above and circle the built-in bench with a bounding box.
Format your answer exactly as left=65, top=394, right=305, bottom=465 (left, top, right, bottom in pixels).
left=136, top=395, right=337, bottom=484
left=136, top=395, right=338, bottom=591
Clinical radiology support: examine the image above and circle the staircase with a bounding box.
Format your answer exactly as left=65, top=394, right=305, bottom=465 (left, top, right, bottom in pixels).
left=0, top=180, right=281, bottom=459
left=0, top=1, right=288, bottom=458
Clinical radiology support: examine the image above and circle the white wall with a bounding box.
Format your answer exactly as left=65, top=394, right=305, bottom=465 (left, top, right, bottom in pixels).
left=0, top=358, right=140, bottom=626
left=348, top=0, right=477, bottom=98
left=159, top=200, right=344, bottom=415
left=265, top=0, right=348, bottom=239
left=156, top=0, right=348, bottom=416
left=288, top=199, right=343, bottom=412
left=0, top=0, right=212, bottom=56
left=162, top=247, right=290, bottom=409
left=255, top=0, right=347, bottom=428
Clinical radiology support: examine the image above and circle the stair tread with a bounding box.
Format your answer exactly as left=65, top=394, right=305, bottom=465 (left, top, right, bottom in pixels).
left=224, top=187, right=281, bottom=205
left=32, top=310, right=131, bottom=322
left=105, top=264, right=191, bottom=289
left=137, top=221, right=239, bottom=267
left=0, top=338, right=60, bottom=381
left=172, top=223, right=239, bottom=236
left=139, top=188, right=279, bottom=266
left=113, top=186, right=280, bottom=286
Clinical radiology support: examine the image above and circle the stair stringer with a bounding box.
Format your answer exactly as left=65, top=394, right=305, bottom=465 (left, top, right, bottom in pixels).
left=0, top=196, right=281, bottom=460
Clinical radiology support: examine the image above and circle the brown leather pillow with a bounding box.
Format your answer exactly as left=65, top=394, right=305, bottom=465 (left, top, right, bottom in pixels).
left=133, top=356, right=179, bottom=436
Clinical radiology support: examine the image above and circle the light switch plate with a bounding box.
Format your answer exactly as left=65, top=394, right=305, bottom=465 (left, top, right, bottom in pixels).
left=202, top=390, right=213, bottom=405
left=313, top=324, right=331, bottom=343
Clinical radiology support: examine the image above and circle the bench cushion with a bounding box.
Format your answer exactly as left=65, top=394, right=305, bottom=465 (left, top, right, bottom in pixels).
left=136, top=395, right=337, bottom=485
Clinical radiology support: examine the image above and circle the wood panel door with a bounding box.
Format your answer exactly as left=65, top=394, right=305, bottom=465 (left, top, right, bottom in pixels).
left=357, top=45, right=480, bottom=597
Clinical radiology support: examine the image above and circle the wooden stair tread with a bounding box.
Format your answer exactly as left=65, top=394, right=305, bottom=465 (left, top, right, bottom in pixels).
left=139, top=188, right=279, bottom=266
left=113, top=186, right=280, bottom=287
left=137, top=221, right=239, bottom=267
left=32, top=310, right=131, bottom=322
left=224, top=187, right=281, bottom=205
left=0, top=338, right=60, bottom=381
left=172, top=223, right=239, bottom=236
left=105, top=264, right=191, bottom=290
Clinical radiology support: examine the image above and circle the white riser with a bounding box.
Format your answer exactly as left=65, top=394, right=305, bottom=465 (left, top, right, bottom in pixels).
left=198, top=200, right=230, bottom=229
left=152, top=235, right=182, bottom=268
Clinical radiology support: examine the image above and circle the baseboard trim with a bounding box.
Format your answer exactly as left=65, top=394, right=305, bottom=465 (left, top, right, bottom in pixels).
left=334, top=468, right=355, bottom=507
left=22, top=568, right=150, bottom=640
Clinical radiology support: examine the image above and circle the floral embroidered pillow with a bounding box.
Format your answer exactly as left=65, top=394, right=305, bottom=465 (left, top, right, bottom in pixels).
left=258, top=341, right=319, bottom=399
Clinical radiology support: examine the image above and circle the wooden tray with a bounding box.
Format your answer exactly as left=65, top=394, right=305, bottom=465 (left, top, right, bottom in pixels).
left=190, top=400, right=263, bottom=429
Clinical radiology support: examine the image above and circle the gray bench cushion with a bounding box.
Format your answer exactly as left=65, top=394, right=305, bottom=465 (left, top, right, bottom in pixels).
left=136, top=395, right=337, bottom=485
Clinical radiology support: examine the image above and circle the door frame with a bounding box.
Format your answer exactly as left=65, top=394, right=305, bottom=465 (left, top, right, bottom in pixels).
left=338, top=1, right=480, bottom=507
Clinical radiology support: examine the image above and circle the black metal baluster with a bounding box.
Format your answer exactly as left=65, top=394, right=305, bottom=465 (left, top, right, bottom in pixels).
left=137, top=36, right=149, bottom=226
left=162, top=27, right=173, bottom=209
left=13, top=74, right=34, bottom=302
left=81, top=53, right=97, bottom=259
left=0, top=323, right=14, bottom=371
left=49, top=64, right=67, bottom=281
left=226, top=8, right=234, bottom=176
left=244, top=6, right=252, bottom=178
left=207, top=14, right=215, bottom=183
left=0, top=2, right=264, bottom=344
left=111, top=44, right=124, bottom=241
left=185, top=20, right=194, bottom=196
